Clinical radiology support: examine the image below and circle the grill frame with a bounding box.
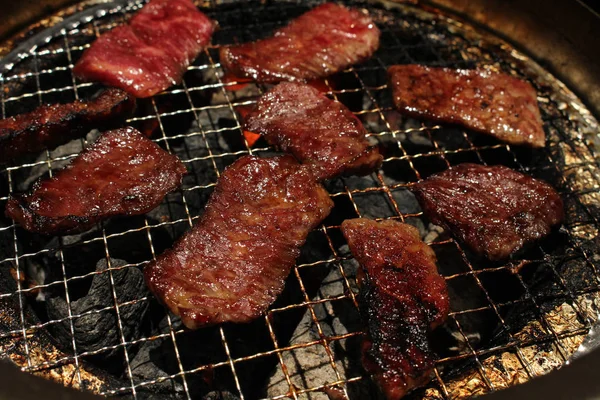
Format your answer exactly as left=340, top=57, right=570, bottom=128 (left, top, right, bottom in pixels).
left=0, top=0, right=599, bottom=399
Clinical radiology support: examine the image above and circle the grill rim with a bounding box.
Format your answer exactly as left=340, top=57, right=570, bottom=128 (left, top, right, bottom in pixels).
left=0, top=0, right=598, bottom=399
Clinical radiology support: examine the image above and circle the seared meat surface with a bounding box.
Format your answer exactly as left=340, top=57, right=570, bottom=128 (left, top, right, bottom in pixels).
left=74, top=0, right=215, bottom=98
left=220, top=3, right=380, bottom=83
left=341, top=219, right=449, bottom=400
left=0, top=88, right=135, bottom=163
left=245, top=82, right=382, bottom=180
left=388, top=65, right=545, bottom=147
left=144, top=155, right=333, bottom=329
left=411, top=163, right=564, bottom=260
left=6, top=127, right=186, bottom=235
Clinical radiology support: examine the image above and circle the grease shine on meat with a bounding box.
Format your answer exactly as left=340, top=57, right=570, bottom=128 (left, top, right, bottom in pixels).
left=220, top=3, right=380, bottom=83
left=412, top=163, right=564, bottom=260
left=6, top=127, right=186, bottom=235
left=388, top=65, right=545, bottom=147
left=144, top=155, right=333, bottom=329
left=74, top=0, right=215, bottom=98
left=245, top=82, right=382, bottom=180
left=341, top=219, right=449, bottom=400
left=0, top=88, right=135, bottom=163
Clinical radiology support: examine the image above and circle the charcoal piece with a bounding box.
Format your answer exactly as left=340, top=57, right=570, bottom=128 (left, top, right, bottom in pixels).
left=0, top=255, right=125, bottom=393
left=202, top=391, right=240, bottom=400
left=46, top=258, right=148, bottom=371
left=130, top=323, right=187, bottom=400
left=267, top=262, right=372, bottom=400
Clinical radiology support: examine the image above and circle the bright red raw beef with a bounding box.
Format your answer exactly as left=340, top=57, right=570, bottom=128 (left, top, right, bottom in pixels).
left=74, top=0, right=215, bottom=98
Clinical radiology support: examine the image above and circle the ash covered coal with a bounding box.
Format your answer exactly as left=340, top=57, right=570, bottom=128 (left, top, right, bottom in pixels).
left=130, top=311, right=241, bottom=400
left=267, top=257, right=373, bottom=400
left=0, top=247, right=126, bottom=393
left=46, top=258, right=148, bottom=374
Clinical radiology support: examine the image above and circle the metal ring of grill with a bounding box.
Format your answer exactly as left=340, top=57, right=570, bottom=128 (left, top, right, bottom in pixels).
left=0, top=0, right=599, bottom=399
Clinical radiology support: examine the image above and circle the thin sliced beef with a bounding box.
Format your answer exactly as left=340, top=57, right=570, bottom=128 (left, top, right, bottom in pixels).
left=144, top=155, right=333, bottom=329
left=341, top=219, right=449, bottom=400
left=6, top=127, right=186, bottom=235
left=245, top=82, right=382, bottom=180
left=0, top=88, right=135, bottom=163
left=220, top=3, right=380, bottom=83
left=74, top=0, right=215, bottom=98
left=411, top=163, right=564, bottom=260
left=388, top=65, right=545, bottom=147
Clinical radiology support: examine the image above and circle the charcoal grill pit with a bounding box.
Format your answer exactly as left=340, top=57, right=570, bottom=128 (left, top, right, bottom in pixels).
left=0, top=0, right=599, bottom=399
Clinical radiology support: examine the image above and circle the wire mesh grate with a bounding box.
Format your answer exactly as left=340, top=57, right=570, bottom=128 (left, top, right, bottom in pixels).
left=0, top=0, right=599, bottom=399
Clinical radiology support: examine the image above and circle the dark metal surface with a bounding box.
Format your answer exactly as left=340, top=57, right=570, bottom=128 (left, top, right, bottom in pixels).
left=0, top=360, right=104, bottom=400
left=0, top=0, right=81, bottom=43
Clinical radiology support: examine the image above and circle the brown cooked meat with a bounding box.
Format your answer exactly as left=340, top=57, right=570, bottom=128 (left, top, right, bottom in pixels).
left=387, top=65, right=545, bottom=147
left=219, top=3, right=380, bottom=83
left=0, top=88, right=135, bottom=163
left=6, top=127, right=186, bottom=235
left=341, top=218, right=449, bottom=400
left=245, top=82, right=382, bottom=180
left=144, top=155, right=333, bottom=329
left=411, top=163, right=564, bottom=260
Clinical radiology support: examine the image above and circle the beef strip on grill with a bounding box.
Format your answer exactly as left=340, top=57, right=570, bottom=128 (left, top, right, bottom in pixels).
left=244, top=82, right=382, bottom=180
left=6, top=127, right=186, bottom=235
left=74, top=0, right=215, bottom=98
left=0, top=88, right=135, bottom=163
left=144, top=155, right=333, bottom=329
left=387, top=65, right=545, bottom=147
left=219, top=3, right=380, bottom=83
left=341, top=218, right=449, bottom=400
left=411, top=163, right=564, bottom=261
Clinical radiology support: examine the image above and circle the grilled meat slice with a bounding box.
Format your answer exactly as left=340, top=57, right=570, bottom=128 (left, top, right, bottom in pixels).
left=6, top=127, right=186, bottom=235
left=219, top=3, right=380, bottom=83
left=0, top=88, right=135, bottom=163
left=341, top=219, right=449, bottom=400
left=74, top=0, right=215, bottom=98
left=144, top=155, right=333, bottom=329
left=388, top=65, right=545, bottom=147
left=245, top=82, right=382, bottom=180
left=411, top=163, right=564, bottom=260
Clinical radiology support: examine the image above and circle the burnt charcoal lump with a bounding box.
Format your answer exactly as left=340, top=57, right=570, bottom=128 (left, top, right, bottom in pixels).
left=46, top=258, right=148, bottom=370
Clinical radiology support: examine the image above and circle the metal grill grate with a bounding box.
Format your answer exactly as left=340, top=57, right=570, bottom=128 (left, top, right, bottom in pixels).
left=0, top=0, right=599, bottom=399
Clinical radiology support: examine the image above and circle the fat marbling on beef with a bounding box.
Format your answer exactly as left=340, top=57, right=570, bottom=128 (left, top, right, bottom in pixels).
left=245, top=82, right=382, bottom=180
left=411, top=163, right=564, bottom=260
left=0, top=88, right=135, bottom=163
left=144, top=155, right=333, bottom=329
left=341, top=218, right=449, bottom=400
left=388, top=65, right=545, bottom=147
left=74, top=0, right=215, bottom=98
left=6, top=127, right=186, bottom=235
left=220, top=3, right=380, bottom=83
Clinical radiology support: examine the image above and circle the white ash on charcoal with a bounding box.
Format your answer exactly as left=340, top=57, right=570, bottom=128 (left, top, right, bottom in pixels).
left=129, top=315, right=187, bottom=400
left=130, top=311, right=241, bottom=400
left=45, top=258, right=148, bottom=374
left=0, top=261, right=125, bottom=393
left=266, top=257, right=374, bottom=400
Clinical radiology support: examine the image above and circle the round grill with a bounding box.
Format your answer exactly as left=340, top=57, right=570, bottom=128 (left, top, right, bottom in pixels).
left=0, top=0, right=599, bottom=399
